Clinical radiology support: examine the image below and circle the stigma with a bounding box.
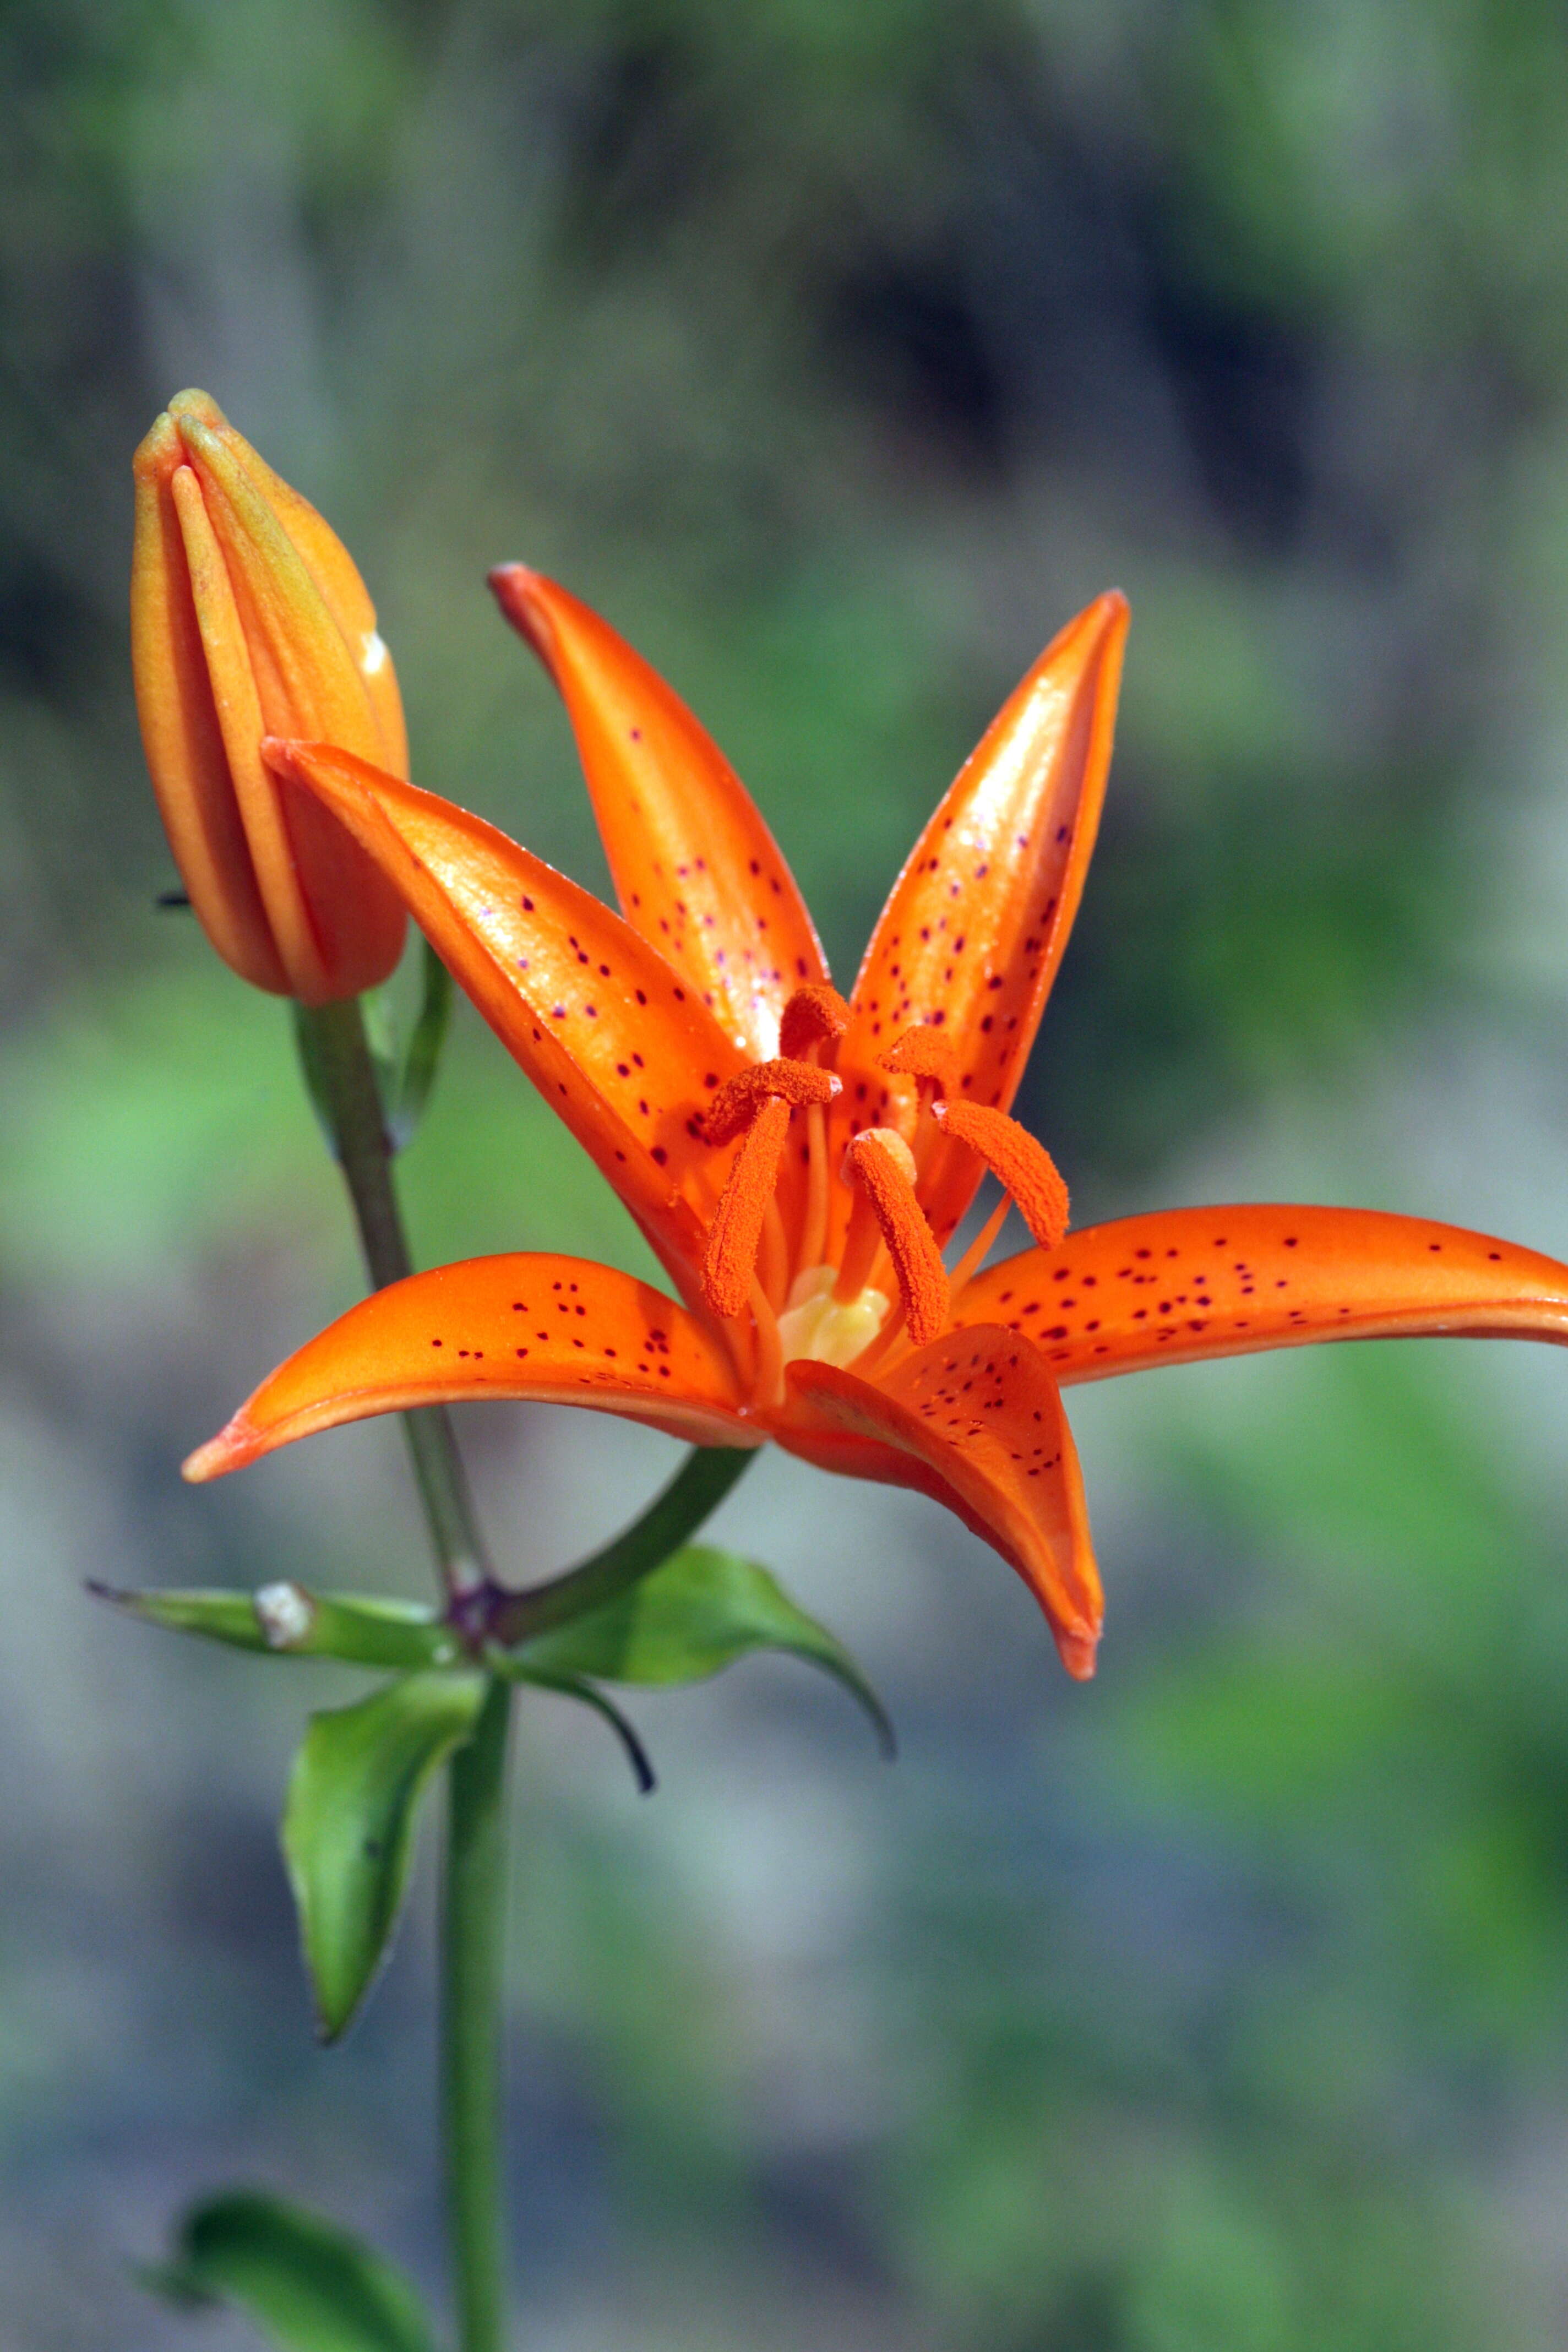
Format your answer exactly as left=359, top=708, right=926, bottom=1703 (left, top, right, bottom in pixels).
left=777, top=1266, right=890, bottom=1367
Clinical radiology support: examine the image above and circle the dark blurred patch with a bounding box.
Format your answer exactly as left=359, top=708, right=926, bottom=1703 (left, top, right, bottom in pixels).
left=556, top=33, right=715, bottom=253
left=1032, top=772, right=1462, bottom=1189
left=168, top=1802, right=298, bottom=1966
left=1134, top=231, right=1317, bottom=553
left=829, top=255, right=1011, bottom=472
left=0, top=549, right=98, bottom=696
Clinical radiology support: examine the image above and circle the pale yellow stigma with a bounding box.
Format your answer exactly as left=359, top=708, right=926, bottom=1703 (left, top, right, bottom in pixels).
left=777, top=1265, right=890, bottom=1367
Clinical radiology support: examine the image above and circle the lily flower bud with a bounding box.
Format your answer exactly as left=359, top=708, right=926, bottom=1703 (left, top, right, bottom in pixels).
left=131, top=388, right=407, bottom=1001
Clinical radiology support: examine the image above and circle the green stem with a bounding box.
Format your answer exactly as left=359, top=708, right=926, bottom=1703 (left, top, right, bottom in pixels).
left=487, top=1443, right=756, bottom=1647
left=293, top=1003, right=758, bottom=2352
left=442, top=1676, right=513, bottom=2352
left=295, top=996, right=491, bottom=1601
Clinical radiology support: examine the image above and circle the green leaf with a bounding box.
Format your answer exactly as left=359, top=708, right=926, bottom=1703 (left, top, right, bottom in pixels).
left=504, top=1545, right=894, bottom=1755
left=90, top=1581, right=460, bottom=1670
left=141, top=2187, right=437, bottom=2351
left=284, top=1672, right=487, bottom=2038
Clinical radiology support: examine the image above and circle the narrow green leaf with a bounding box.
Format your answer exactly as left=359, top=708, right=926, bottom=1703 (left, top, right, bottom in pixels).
left=141, top=2187, right=437, bottom=2351
left=284, top=1672, right=487, bottom=2038
left=503, top=1545, right=894, bottom=1754
left=90, top=1581, right=460, bottom=1670
left=522, top=1669, right=657, bottom=1792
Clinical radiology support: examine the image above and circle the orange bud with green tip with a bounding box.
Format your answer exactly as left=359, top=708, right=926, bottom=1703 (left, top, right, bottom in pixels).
left=131, top=389, right=407, bottom=1001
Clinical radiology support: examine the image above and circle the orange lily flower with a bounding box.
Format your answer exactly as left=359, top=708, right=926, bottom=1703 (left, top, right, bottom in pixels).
left=184, top=573, right=1568, bottom=1676
left=132, top=389, right=407, bottom=1001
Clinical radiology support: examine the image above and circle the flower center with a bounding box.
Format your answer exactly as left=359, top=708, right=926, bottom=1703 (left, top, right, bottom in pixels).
left=776, top=1265, right=890, bottom=1366
left=694, top=995, right=1072, bottom=1404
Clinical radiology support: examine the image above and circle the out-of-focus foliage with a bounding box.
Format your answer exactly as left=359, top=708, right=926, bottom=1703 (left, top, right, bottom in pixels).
left=7, top=2, right=1568, bottom=2345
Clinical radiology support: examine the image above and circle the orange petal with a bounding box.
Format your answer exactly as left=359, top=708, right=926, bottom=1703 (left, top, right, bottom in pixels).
left=835, top=592, right=1128, bottom=1244
left=183, top=1254, right=755, bottom=1479
left=490, top=566, right=829, bottom=1057
left=778, top=1329, right=1101, bottom=1678
left=267, top=742, right=747, bottom=1286
left=951, top=1205, right=1568, bottom=1381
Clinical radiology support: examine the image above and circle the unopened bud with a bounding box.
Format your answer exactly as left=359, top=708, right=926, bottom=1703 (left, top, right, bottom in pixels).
left=131, top=389, right=407, bottom=1001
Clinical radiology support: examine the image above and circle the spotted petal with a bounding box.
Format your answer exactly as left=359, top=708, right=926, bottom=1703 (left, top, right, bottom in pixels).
left=835, top=592, right=1128, bottom=1246
left=183, top=1255, right=756, bottom=1480
left=950, top=1205, right=1568, bottom=1381
left=268, top=742, right=747, bottom=1287
left=778, top=1329, right=1101, bottom=1678
left=491, top=567, right=830, bottom=1058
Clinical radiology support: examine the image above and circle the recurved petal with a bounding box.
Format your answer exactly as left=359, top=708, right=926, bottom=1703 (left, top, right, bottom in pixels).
left=268, top=742, right=749, bottom=1284
left=835, top=592, right=1128, bottom=1245
left=183, top=1255, right=756, bottom=1480
left=491, top=567, right=829, bottom=1058
left=951, top=1205, right=1568, bottom=1382
left=778, top=1328, right=1102, bottom=1678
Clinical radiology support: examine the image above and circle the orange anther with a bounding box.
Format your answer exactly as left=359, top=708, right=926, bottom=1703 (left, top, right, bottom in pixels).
left=880, top=1023, right=958, bottom=1090
left=932, top=1098, right=1069, bottom=1249
left=841, top=1127, right=949, bottom=1346
left=701, top=1093, right=792, bottom=1321
left=779, top=981, right=851, bottom=1060
left=702, top=1057, right=839, bottom=1147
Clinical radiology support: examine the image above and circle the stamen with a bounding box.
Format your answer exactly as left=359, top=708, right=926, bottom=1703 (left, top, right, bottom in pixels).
left=800, top=1094, right=832, bottom=1276
left=932, top=1099, right=1069, bottom=1249
left=701, top=1093, right=792, bottom=1320
left=948, top=1190, right=1013, bottom=1297
left=879, top=1023, right=959, bottom=1177
left=759, top=1195, right=790, bottom=1310
left=781, top=989, right=852, bottom=1273
left=779, top=982, right=851, bottom=1061
left=749, top=1272, right=785, bottom=1406
left=703, top=1057, right=839, bottom=1146
left=880, top=1025, right=958, bottom=1090
left=837, top=1127, right=949, bottom=1346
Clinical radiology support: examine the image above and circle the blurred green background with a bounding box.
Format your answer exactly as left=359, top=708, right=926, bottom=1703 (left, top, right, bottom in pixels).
left=7, top=1, right=1568, bottom=2344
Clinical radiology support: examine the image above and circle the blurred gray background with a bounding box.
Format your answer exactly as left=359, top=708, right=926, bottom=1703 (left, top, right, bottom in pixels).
left=8, top=1, right=1568, bottom=2344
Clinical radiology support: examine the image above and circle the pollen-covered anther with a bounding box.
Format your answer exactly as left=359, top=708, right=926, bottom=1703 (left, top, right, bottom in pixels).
left=701, top=1057, right=840, bottom=1147
left=879, top=1025, right=959, bottom=1091
left=839, top=1126, right=950, bottom=1346
left=932, top=1098, right=1070, bottom=1249
left=701, top=1096, right=793, bottom=1320
left=778, top=981, right=851, bottom=1061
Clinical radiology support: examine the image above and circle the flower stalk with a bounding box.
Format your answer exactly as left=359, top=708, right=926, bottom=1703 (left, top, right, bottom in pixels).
left=295, top=993, right=491, bottom=1603
left=442, top=1676, right=513, bottom=2352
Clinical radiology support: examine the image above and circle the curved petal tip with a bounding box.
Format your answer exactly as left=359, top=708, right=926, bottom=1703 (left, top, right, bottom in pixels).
left=182, top=1415, right=260, bottom=1483
left=1057, top=1624, right=1099, bottom=1681
left=487, top=564, right=556, bottom=668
